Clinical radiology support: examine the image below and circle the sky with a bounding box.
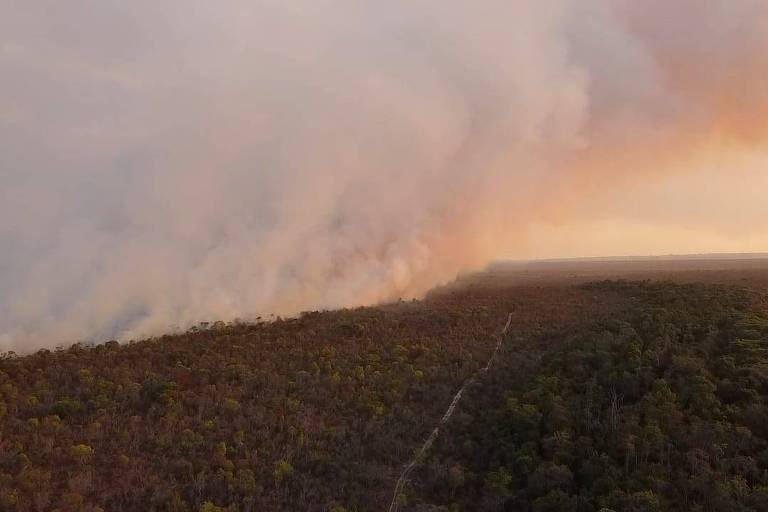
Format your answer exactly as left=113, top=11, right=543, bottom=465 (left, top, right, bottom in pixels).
left=1, top=0, right=767, bottom=350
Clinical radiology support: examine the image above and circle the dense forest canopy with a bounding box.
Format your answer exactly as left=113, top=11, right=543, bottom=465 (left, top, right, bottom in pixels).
left=405, top=281, right=768, bottom=512
left=1, top=276, right=767, bottom=512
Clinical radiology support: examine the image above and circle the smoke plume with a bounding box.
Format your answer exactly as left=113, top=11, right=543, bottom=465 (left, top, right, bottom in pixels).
left=1, top=0, right=767, bottom=350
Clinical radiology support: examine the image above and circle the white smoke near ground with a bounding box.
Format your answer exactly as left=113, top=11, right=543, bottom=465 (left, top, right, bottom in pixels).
left=1, top=0, right=767, bottom=351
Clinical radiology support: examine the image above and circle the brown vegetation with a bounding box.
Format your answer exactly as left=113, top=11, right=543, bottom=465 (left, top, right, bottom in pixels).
left=1, top=260, right=767, bottom=511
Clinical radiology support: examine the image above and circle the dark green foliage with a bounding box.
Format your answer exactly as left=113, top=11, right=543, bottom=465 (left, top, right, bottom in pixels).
left=405, top=281, right=768, bottom=512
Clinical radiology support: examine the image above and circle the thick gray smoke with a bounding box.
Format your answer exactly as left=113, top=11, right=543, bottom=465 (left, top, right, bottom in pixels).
left=1, top=0, right=767, bottom=351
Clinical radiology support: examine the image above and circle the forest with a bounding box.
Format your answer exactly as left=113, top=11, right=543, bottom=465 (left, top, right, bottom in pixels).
left=1, top=277, right=767, bottom=511
left=405, top=280, right=768, bottom=511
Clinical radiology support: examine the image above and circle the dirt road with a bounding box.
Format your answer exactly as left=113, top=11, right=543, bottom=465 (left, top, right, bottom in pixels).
left=387, top=313, right=513, bottom=512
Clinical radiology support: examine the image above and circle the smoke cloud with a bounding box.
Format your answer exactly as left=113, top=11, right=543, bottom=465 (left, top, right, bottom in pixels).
left=1, top=0, right=767, bottom=351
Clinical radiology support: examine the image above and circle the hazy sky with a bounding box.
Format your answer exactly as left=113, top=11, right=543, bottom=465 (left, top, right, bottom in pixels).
left=1, top=0, right=767, bottom=350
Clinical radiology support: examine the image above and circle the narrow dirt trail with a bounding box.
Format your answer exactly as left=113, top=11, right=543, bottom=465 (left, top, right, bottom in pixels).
left=387, top=313, right=514, bottom=512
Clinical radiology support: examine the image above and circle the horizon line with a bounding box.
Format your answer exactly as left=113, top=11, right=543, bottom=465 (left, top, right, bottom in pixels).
left=493, top=251, right=768, bottom=264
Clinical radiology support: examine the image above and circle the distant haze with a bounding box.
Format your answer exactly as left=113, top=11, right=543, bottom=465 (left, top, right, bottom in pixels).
left=2, top=1, right=768, bottom=350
